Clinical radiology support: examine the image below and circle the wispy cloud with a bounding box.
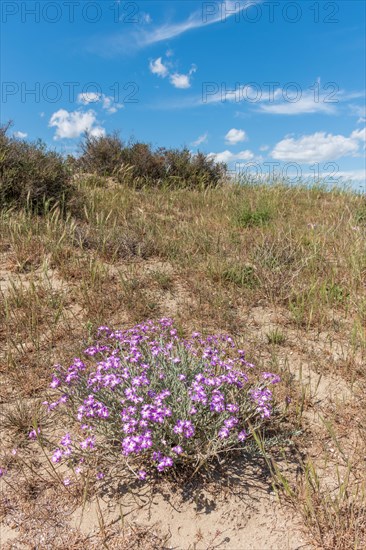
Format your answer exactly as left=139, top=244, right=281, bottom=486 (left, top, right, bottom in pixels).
left=349, top=103, right=366, bottom=123
left=257, top=85, right=365, bottom=116
left=102, top=1, right=259, bottom=54
left=191, top=132, right=208, bottom=147
left=257, top=92, right=337, bottom=115
left=138, top=1, right=256, bottom=46
left=202, top=81, right=337, bottom=114
left=150, top=81, right=365, bottom=120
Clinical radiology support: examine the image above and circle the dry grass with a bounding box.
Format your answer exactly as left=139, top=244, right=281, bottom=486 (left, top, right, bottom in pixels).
left=0, top=178, right=365, bottom=548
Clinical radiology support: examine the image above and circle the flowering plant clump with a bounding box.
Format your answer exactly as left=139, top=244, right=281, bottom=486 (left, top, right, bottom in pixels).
left=41, top=318, right=281, bottom=481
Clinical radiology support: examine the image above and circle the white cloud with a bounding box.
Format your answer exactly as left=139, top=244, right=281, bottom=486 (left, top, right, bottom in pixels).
left=13, top=131, right=27, bottom=138
left=77, top=92, right=123, bottom=114
left=49, top=109, right=105, bottom=140
left=271, top=130, right=364, bottom=163
left=191, top=133, right=208, bottom=147
left=225, top=128, right=247, bottom=144
left=170, top=73, right=191, bottom=89
left=208, top=149, right=254, bottom=164
left=101, top=95, right=124, bottom=114
left=150, top=54, right=196, bottom=90
left=169, top=65, right=196, bottom=89
left=85, top=127, right=106, bottom=139
left=149, top=57, right=169, bottom=78
left=259, top=145, right=269, bottom=151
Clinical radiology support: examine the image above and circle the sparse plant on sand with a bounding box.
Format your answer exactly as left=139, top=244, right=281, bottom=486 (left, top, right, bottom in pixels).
left=37, top=318, right=281, bottom=482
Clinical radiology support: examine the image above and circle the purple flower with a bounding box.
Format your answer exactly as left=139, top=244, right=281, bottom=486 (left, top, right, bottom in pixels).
left=152, top=451, right=162, bottom=461
left=50, top=375, right=61, bottom=388
left=218, top=427, right=230, bottom=439
left=60, top=433, right=71, bottom=447
left=262, top=372, right=281, bottom=384
left=157, top=456, right=173, bottom=472
left=226, top=403, right=239, bottom=413
left=189, top=382, right=208, bottom=405
left=122, top=431, right=151, bottom=456
left=80, top=436, right=95, bottom=450
left=28, top=428, right=40, bottom=440
left=238, top=430, right=248, bottom=442
left=132, top=374, right=150, bottom=387
left=250, top=387, right=273, bottom=419
left=138, top=470, right=147, bottom=480
left=172, top=445, right=183, bottom=455
left=84, top=346, right=99, bottom=356
left=210, top=389, right=225, bottom=412
left=224, top=417, right=238, bottom=429
left=173, top=420, right=195, bottom=438
left=97, top=325, right=111, bottom=336
left=52, top=449, right=63, bottom=463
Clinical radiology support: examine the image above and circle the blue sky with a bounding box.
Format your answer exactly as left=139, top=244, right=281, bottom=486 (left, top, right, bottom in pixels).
left=1, top=0, right=365, bottom=189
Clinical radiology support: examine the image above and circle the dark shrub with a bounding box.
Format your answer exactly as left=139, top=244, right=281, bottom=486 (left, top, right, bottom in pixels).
left=120, top=142, right=166, bottom=184
left=0, top=122, right=72, bottom=212
left=77, top=132, right=124, bottom=176
left=164, top=148, right=226, bottom=188
left=77, top=133, right=227, bottom=188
